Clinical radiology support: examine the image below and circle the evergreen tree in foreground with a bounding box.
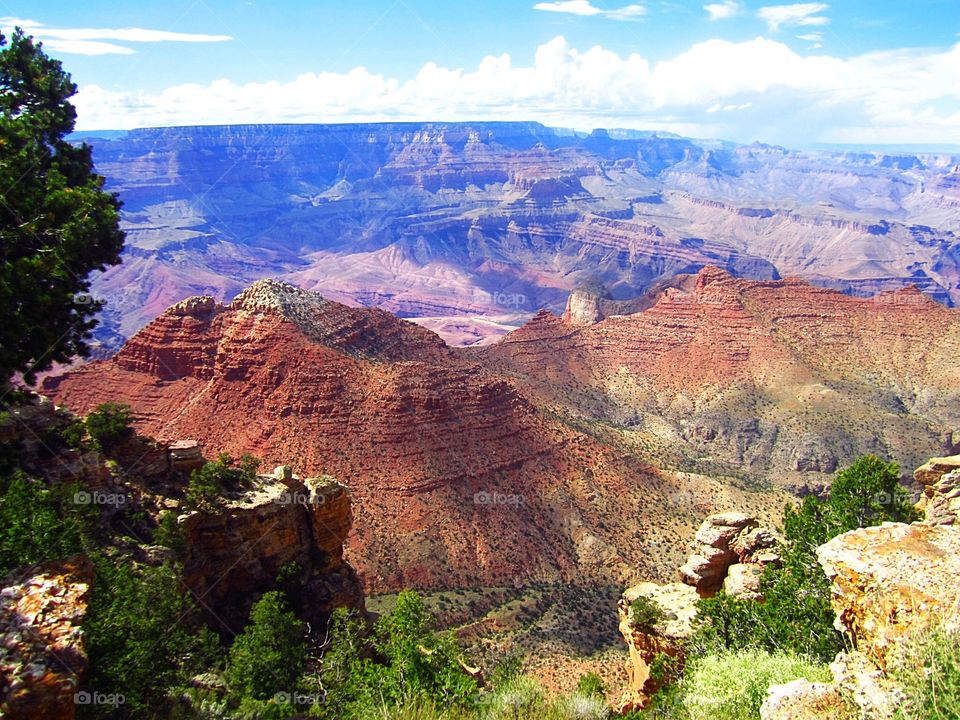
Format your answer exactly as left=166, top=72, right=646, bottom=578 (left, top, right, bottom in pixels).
left=0, top=28, right=124, bottom=385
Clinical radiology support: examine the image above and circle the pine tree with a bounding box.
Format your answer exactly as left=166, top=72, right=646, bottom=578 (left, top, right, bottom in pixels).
left=0, top=28, right=124, bottom=384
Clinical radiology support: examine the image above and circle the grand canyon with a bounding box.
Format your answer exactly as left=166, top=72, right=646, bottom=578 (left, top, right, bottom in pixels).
left=5, top=12, right=960, bottom=716
left=76, top=123, right=960, bottom=353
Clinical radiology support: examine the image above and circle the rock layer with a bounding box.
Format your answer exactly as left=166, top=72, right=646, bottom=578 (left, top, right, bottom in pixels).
left=48, top=280, right=755, bottom=593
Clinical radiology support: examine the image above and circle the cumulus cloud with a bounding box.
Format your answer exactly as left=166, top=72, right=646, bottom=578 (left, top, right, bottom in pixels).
left=533, top=1, right=646, bottom=19
left=72, top=35, right=960, bottom=147
left=757, top=3, right=829, bottom=32
left=1, top=17, right=231, bottom=55
left=704, top=1, right=743, bottom=21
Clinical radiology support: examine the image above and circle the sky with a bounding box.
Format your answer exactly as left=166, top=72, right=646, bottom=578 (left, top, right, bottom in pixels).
left=3, top=1, right=960, bottom=148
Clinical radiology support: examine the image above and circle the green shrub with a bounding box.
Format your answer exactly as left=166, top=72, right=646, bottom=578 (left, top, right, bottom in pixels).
left=81, top=560, right=219, bottom=719
left=225, top=590, right=307, bottom=702
left=60, top=420, right=87, bottom=449
left=892, top=626, right=960, bottom=720
left=84, top=403, right=133, bottom=450
left=629, top=595, right=665, bottom=630
left=490, top=654, right=524, bottom=687
left=0, top=472, right=91, bottom=575
left=682, top=650, right=831, bottom=720
left=317, top=591, right=479, bottom=719
left=185, top=453, right=261, bottom=510
left=559, top=692, right=610, bottom=720
left=692, top=456, right=918, bottom=662
left=576, top=672, right=605, bottom=698
left=152, top=510, right=186, bottom=557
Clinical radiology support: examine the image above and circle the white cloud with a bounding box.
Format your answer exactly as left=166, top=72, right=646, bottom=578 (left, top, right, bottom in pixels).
left=1, top=17, right=231, bottom=55
left=757, top=3, right=829, bottom=32
left=41, top=40, right=135, bottom=56
left=72, top=35, right=960, bottom=147
left=704, top=1, right=743, bottom=21
left=533, top=1, right=646, bottom=19
left=796, top=32, right=823, bottom=41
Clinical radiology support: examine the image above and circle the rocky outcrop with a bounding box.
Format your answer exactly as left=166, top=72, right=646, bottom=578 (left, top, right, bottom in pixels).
left=617, top=581, right=698, bottom=711
left=914, top=454, right=960, bottom=525
left=563, top=282, right=611, bottom=327
left=678, top=512, right=780, bottom=597
left=180, top=471, right=364, bottom=633
left=816, top=522, right=960, bottom=670
left=0, top=558, right=93, bottom=720
left=759, top=679, right=851, bottom=720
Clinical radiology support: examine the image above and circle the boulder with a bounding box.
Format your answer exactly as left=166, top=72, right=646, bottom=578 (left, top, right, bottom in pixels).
left=678, top=512, right=759, bottom=595
left=914, top=454, right=960, bottom=525
left=816, top=522, right=960, bottom=669
left=723, top=563, right=763, bottom=601
left=0, top=557, right=93, bottom=720
left=760, top=679, right=852, bottom=720
left=829, top=651, right=902, bottom=720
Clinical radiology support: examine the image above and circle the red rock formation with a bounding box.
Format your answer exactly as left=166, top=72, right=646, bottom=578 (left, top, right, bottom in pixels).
left=47, top=280, right=732, bottom=594
left=488, top=266, right=960, bottom=482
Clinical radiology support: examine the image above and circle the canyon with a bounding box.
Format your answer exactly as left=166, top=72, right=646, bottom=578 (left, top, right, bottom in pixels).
left=74, top=123, right=960, bottom=352
left=44, top=270, right=960, bottom=594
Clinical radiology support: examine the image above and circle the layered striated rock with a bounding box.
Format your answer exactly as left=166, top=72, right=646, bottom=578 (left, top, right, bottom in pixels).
left=913, top=454, right=960, bottom=525
left=77, top=122, right=960, bottom=353
left=489, top=266, right=960, bottom=488
left=181, top=471, right=364, bottom=633
left=816, top=522, right=960, bottom=670
left=0, top=558, right=93, bottom=720
left=49, top=280, right=755, bottom=593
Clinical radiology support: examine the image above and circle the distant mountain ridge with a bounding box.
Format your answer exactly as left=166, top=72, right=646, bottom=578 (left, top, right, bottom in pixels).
left=78, top=121, right=960, bottom=351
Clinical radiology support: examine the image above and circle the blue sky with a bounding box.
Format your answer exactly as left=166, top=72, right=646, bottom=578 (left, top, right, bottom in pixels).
left=4, top=1, right=960, bottom=147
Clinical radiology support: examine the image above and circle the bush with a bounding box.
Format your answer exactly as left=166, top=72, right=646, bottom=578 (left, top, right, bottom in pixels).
left=629, top=595, right=665, bottom=630
left=682, top=650, right=831, bottom=720
left=0, top=471, right=91, bottom=575
left=84, top=403, right=133, bottom=450
left=317, top=591, right=479, bottom=719
left=692, top=456, right=918, bottom=662
left=81, top=560, right=219, bottom=719
left=152, top=510, right=186, bottom=557
left=489, top=654, right=524, bottom=687
left=225, top=590, right=307, bottom=702
left=892, top=626, right=960, bottom=720
left=184, top=453, right=261, bottom=510
left=576, top=672, right=605, bottom=698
